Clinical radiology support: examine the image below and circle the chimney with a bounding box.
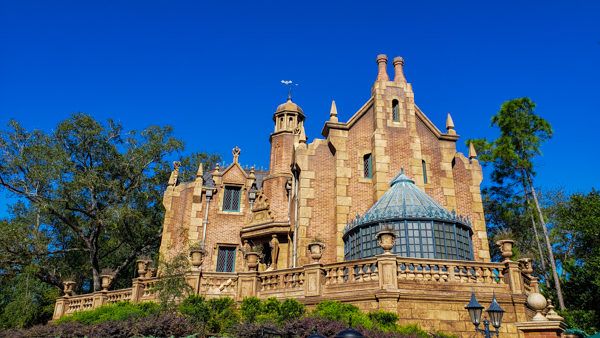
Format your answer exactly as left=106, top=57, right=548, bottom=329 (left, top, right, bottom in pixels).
left=393, top=56, right=406, bottom=83
left=376, top=54, right=389, bottom=81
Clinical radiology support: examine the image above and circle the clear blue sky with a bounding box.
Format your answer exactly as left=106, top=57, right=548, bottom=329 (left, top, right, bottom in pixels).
left=1, top=1, right=599, bottom=217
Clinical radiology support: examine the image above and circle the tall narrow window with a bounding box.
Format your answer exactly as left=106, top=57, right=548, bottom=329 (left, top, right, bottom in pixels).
left=422, top=160, right=428, bottom=184
left=363, top=153, right=373, bottom=178
left=223, top=186, right=241, bottom=212
left=392, top=99, right=400, bottom=122
left=216, top=246, right=236, bottom=272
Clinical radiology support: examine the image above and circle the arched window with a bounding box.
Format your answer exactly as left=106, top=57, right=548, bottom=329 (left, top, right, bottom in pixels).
left=363, top=153, right=373, bottom=178
left=422, top=160, right=428, bottom=184
left=392, top=99, right=400, bottom=122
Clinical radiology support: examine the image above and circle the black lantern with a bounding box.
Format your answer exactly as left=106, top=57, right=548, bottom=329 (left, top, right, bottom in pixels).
left=487, top=294, right=505, bottom=329
left=334, top=328, right=365, bottom=338
left=465, top=292, right=504, bottom=338
left=465, top=292, right=484, bottom=326
left=307, top=330, right=326, bottom=338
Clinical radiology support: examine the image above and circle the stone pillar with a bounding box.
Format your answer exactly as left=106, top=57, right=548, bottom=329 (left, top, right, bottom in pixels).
left=304, top=263, right=324, bottom=297
left=515, top=321, right=567, bottom=338
left=377, top=254, right=398, bottom=291
left=92, top=291, right=106, bottom=309
left=504, top=260, right=524, bottom=294
left=237, top=271, right=260, bottom=300
left=52, top=297, right=68, bottom=320
left=376, top=291, right=400, bottom=313
left=131, top=278, right=144, bottom=303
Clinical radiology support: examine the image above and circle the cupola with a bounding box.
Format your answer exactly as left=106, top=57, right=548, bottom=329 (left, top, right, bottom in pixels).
left=273, top=96, right=305, bottom=133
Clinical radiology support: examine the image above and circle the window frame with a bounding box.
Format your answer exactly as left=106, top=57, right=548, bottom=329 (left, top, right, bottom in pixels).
left=392, top=99, right=400, bottom=122
left=215, top=245, right=237, bottom=272
left=363, top=153, right=373, bottom=179
left=222, top=185, right=242, bottom=212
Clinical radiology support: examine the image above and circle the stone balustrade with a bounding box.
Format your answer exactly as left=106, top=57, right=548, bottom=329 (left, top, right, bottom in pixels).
left=52, top=254, right=533, bottom=320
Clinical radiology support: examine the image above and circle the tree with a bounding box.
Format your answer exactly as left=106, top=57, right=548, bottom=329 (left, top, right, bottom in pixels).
left=470, top=98, right=565, bottom=308
left=548, top=189, right=600, bottom=332
left=0, top=114, right=219, bottom=295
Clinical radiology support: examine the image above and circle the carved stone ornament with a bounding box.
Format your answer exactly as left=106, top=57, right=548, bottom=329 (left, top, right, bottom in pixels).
left=248, top=191, right=274, bottom=226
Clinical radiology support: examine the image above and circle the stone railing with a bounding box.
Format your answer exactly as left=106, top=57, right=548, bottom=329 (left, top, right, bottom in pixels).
left=52, top=254, right=532, bottom=320
left=396, top=257, right=506, bottom=286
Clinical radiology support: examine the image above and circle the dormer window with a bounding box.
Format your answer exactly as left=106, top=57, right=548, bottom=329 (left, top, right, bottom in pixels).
left=222, top=186, right=241, bottom=212
left=392, top=99, right=400, bottom=122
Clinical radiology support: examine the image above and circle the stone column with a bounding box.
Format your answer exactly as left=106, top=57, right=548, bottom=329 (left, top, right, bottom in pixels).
left=131, top=278, right=144, bottom=303
left=377, top=254, right=398, bottom=291
left=237, top=271, right=260, bottom=301
left=304, top=263, right=324, bottom=297
left=504, top=260, right=524, bottom=294
left=92, top=291, right=106, bottom=309
left=52, top=297, right=68, bottom=320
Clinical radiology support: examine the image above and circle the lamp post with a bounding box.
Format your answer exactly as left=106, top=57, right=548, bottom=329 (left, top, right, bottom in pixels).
left=465, top=292, right=505, bottom=338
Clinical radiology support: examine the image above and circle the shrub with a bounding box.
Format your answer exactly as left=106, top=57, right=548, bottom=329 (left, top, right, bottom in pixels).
left=56, top=301, right=160, bottom=325
left=241, top=296, right=262, bottom=323
left=279, top=298, right=305, bottom=322
left=396, top=323, right=430, bottom=338
left=368, top=310, right=399, bottom=331
left=311, top=300, right=361, bottom=322
left=206, top=297, right=239, bottom=334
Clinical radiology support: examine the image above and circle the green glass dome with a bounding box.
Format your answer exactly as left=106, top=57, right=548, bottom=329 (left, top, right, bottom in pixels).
left=343, top=169, right=473, bottom=261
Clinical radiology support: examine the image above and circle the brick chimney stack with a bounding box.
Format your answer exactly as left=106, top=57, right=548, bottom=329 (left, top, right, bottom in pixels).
left=376, top=54, right=389, bottom=81
left=393, top=56, right=406, bottom=84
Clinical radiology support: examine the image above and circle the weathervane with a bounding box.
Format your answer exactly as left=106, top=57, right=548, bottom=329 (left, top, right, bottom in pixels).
left=280, top=80, right=298, bottom=100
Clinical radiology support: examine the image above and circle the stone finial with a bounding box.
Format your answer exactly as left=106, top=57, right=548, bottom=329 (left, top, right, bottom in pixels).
left=167, top=161, right=181, bottom=186
left=376, top=54, right=389, bottom=81
left=212, top=163, right=220, bottom=176
left=468, top=142, right=478, bottom=160
left=545, top=300, right=564, bottom=321
left=232, top=146, right=241, bottom=164
left=249, top=166, right=256, bottom=179
left=196, top=162, right=203, bottom=179
left=298, top=124, right=307, bottom=143
left=527, top=292, right=549, bottom=321
left=393, top=56, right=406, bottom=84
left=446, top=113, right=456, bottom=135
left=329, top=100, right=338, bottom=122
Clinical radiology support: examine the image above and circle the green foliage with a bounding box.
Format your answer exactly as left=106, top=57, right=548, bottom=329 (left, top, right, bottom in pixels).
left=0, top=268, right=59, bottom=329
left=179, top=295, right=239, bottom=334
left=0, top=113, right=220, bottom=304
left=311, top=300, right=361, bottom=322
left=368, top=310, right=399, bottom=332
left=395, top=323, right=430, bottom=338
left=56, top=301, right=160, bottom=325
left=179, top=295, right=210, bottom=326
left=152, top=253, right=192, bottom=310
left=240, top=297, right=305, bottom=325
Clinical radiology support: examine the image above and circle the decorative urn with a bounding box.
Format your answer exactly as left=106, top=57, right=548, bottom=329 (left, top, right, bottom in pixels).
left=189, top=246, right=206, bottom=268
left=63, top=280, right=76, bottom=296
left=518, top=257, right=534, bottom=274
left=496, top=239, right=515, bottom=260
left=377, top=228, right=397, bottom=254
left=308, top=241, right=325, bottom=263
left=136, top=258, right=151, bottom=277
left=245, top=252, right=260, bottom=271
left=100, top=272, right=114, bottom=291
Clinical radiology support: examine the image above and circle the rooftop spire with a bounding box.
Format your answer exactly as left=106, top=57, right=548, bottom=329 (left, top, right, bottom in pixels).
left=446, top=113, right=456, bottom=135
left=329, top=100, right=338, bottom=122
left=468, top=142, right=478, bottom=160
left=376, top=54, right=389, bottom=81
left=196, top=162, right=203, bottom=178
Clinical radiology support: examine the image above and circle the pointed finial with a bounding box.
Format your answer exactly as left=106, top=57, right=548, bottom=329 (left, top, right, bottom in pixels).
left=232, top=146, right=241, bottom=164
left=299, top=124, right=307, bottom=143
left=468, top=142, right=477, bottom=160
left=393, top=56, right=406, bottom=84
left=329, top=100, right=338, bottom=122
left=376, top=54, right=389, bottom=81
left=212, top=163, right=220, bottom=175
left=196, top=162, right=203, bottom=178
left=446, top=113, right=456, bottom=135
left=168, top=161, right=181, bottom=186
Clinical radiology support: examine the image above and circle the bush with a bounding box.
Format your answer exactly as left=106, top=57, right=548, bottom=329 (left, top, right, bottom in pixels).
left=241, top=297, right=305, bottom=325
left=368, top=310, right=399, bottom=332
left=396, top=323, right=430, bottom=338
left=56, top=301, right=160, bottom=325
left=206, top=297, right=239, bottom=334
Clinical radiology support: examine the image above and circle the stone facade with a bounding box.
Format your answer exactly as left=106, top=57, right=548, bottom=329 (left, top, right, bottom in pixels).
left=53, top=54, right=566, bottom=338
left=159, top=54, right=490, bottom=272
